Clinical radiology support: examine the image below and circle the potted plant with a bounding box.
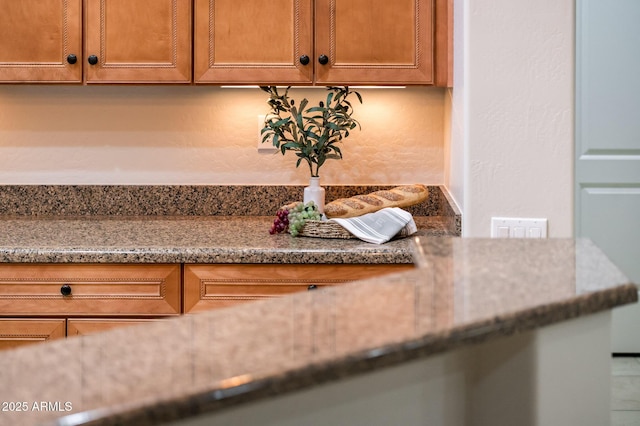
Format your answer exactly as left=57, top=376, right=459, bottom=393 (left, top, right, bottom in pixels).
left=260, top=85, right=362, bottom=212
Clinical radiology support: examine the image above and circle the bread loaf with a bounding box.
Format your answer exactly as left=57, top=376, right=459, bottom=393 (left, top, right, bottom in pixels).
left=324, top=184, right=429, bottom=218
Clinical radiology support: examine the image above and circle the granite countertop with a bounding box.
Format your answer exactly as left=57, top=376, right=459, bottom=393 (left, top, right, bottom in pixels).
left=0, top=215, right=454, bottom=264
left=0, top=184, right=460, bottom=264
left=0, top=237, right=635, bottom=426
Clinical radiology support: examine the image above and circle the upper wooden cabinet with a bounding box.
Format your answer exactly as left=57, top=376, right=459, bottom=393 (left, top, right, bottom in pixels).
left=0, top=0, right=82, bottom=83
left=314, top=0, right=433, bottom=85
left=0, top=0, right=191, bottom=83
left=0, top=0, right=449, bottom=85
left=84, top=0, right=192, bottom=83
left=194, top=0, right=313, bottom=84
left=195, top=0, right=450, bottom=85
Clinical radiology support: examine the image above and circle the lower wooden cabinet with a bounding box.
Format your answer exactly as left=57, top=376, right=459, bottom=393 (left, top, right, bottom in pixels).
left=0, top=262, right=413, bottom=348
left=0, top=264, right=181, bottom=316
left=0, top=318, right=165, bottom=349
left=0, top=319, right=66, bottom=350
left=184, top=263, right=414, bottom=313
left=0, top=264, right=181, bottom=350
left=66, top=318, right=162, bottom=337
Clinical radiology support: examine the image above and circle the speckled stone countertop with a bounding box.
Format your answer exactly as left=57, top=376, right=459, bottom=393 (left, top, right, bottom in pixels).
left=0, top=238, right=635, bottom=426
left=0, top=216, right=454, bottom=264
left=0, top=185, right=458, bottom=220
left=0, top=184, right=460, bottom=264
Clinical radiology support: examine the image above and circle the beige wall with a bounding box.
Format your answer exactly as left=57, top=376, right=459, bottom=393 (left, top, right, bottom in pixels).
left=448, top=0, right=575, bottom=237
left=0, top=0, right=576, bottom=238
left=0, top=86, right=445, bottom=186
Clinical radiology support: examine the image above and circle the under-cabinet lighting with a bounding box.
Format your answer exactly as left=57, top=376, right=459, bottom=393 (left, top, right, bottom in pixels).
left=220, top=85, right=406, bottom=89
left=221, top=85, right=322, bottom=89
left=350, top=86, right=407, bottom=89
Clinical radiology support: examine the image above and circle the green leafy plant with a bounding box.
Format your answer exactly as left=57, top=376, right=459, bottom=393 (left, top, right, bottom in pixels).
left=260, top=86, right=363, bottom=177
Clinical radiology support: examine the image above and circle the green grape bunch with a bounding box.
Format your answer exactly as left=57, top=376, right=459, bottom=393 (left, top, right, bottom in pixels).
left=269, top=201, right=322, bottom=237
left=287, top=201, right=322, bottom=236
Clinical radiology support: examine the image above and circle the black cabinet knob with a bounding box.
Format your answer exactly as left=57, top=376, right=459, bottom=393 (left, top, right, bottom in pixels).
left=318, top=55, right=329, bottom=65
left=60, top=284, right=72, bottom=296
left=66, top=54, right=77, bottom=64
left=87, top=55, right=99, bottom=65
left=299, top=55, right=310, bottom=65
left=308, top=285, right=318, bottom=291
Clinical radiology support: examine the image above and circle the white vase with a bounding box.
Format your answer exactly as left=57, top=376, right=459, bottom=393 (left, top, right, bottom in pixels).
left=303, top=177, right=325, bottom=214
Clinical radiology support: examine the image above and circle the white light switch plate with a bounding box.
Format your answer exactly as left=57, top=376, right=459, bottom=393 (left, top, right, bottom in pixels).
left=491, top=217, right=548, bottom=238
left=257, top=115, right=278, bottom=153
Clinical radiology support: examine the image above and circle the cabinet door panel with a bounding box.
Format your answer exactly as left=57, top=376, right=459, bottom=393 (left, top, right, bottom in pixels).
left=0, top=0, right=82, bottom=82
left=0, top=319, right=66, bottom=351
left=315, top=0, right=434, bottom=85
left=67, top=318, right=161, bottom=336
left=85, top=0, right=191, bottom=83
left=184, top=264, right=413, bottom=312
left=194, top=0, right=313, bottom=84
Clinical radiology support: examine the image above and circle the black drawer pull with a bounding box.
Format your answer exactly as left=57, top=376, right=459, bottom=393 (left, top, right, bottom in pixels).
left=307, top=285, right=318, bottom=291
left=60, top=284, right=72, bottom=296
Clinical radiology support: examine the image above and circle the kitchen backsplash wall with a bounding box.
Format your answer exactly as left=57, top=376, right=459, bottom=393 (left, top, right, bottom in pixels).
left=0, top=185, right=451, bottom=217
left=0, top=184, right=461, bottom=236
left=0, top=86, right=445, bottom=186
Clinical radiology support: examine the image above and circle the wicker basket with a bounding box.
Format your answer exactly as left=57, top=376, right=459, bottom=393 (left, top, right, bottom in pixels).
left=298, top=220, right=355, bottom=239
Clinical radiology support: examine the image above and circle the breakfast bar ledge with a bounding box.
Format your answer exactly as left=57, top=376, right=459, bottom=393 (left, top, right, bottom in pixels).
left=0, top=237, right=635, bottom=426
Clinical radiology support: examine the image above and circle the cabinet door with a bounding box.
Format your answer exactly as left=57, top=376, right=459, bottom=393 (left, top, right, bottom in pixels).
left=84, top=0, right=192, bottom=83
left=0, top=264, right=181, bottom=316
left=0, top=0, right=82, bottom=83
left=315, top=0, right=434, bottom=85
left=184, top=263, right=413, bottom=312
left=67, top=318, right=161, bottom=336
left=0, top=319, right=66, bottom=351
left=194, top=0, right=313, bottom=84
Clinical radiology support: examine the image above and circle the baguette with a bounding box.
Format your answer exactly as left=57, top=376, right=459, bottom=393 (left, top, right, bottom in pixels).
left=324, top=184, right=429, bottom=218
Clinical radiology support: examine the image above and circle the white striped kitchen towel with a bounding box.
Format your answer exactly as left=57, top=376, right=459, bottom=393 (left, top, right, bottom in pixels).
left=329, top=207, right=418, bottom=244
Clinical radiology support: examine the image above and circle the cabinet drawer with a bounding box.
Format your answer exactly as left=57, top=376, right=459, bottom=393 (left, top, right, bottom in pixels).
left=0, top=264, right=181, bottom=316
left=0, top=318, right=66, bottom=351
left=184, top=264, right=414, bottom=313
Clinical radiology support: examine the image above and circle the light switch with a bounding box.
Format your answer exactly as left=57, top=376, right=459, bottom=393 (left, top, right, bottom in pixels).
left=513, top=226, right=526, bottom=238
left=491, top=217, right=548, bottom=238
left=497, top=226, right=510, bottom=238
left=529, top=227, right=542, bottom=238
